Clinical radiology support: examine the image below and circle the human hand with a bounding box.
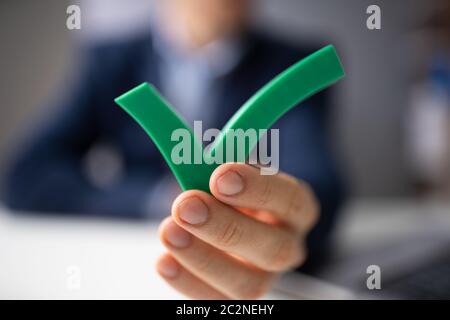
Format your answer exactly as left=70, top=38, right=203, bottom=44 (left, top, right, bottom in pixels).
left=156, top=163, right=319, bottom=299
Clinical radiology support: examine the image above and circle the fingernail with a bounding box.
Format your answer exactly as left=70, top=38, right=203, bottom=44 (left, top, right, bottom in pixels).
left=178, top=197, right=209, bottom=225
left=157, top=256, right=180, bottom=279
left=164, top=220, right=192, bottom=248
left=217, top=171, right=244, bottom=196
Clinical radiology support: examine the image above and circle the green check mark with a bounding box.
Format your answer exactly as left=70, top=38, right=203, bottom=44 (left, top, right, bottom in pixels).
left=115, top=45, right=345, bottom=193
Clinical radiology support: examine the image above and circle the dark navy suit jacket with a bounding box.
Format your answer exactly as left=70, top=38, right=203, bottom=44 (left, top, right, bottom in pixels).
left=2, top=32, right=344, bottom=268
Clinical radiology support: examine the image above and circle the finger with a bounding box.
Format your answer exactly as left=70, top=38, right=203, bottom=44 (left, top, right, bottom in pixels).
left=159, top=218, right=275, bottom=300
left=156, top=253, right=229, bottom=300
left=210, top=163, right=319, bottom=232
left=171, top=191, right=305, bottom=271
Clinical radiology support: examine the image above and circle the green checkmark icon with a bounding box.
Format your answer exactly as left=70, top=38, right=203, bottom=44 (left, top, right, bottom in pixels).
left=115, top=45, right=345, bottom=193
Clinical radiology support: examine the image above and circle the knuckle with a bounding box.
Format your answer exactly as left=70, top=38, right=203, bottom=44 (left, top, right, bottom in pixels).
left=301, top=184, right=321, bottom=231
left=284, top=182, right=302, bottom=221
left=297, top=243, right=308, bottom=266
left=267, top=235, right=300, bottom=271
left=193, top=249, right=215, bottom=273
left=216, top=220, right=244, bottom=248
left=256, top=176, right=272, bottom=208
left=234, top=273, right=273, bottom=300
left=285, top=178, right=320, bottom=231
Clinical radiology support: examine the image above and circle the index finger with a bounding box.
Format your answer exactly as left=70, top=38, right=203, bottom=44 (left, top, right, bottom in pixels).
left=209, top=163, right=319, bottom=232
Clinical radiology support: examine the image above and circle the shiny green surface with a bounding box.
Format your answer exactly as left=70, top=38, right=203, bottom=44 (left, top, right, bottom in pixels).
left=115, top=45, right=345, bottom=192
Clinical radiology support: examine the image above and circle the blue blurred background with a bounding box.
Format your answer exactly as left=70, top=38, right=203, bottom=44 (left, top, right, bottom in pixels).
left=1, top=0, right=448, bottom=200
left=0, top=0, right=449, bottom=300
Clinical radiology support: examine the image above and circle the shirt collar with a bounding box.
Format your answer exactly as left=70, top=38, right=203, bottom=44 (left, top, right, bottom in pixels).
left=151, top=26, right=246, bottom=78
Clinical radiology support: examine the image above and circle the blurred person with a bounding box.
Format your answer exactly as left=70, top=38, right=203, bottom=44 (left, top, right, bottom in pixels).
left=2, top=0, right=344, bottom=298
left=406, top=3, right=450, bottom=198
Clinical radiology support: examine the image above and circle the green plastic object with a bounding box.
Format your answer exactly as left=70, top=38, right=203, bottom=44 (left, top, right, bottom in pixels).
left=115, top=44, right=345, bottom=193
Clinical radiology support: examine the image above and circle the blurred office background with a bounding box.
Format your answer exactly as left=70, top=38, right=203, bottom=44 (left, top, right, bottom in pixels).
left=0, top=0, right=449, bottom=200
left=1, top=0, right=450, bottom=300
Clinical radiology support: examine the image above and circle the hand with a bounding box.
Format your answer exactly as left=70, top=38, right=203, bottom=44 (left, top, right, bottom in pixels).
left=156, top=163, right=320, bottom=299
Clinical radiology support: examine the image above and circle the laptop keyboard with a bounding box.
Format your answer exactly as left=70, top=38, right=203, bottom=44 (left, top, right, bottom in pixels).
left=383, top=255, right=450, bottom=299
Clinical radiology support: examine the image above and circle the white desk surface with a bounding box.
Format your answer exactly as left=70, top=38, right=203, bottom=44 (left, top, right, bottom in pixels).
left=0, top=212, right=181, bottom=299
left=0, top=200, right=449, bottom=300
